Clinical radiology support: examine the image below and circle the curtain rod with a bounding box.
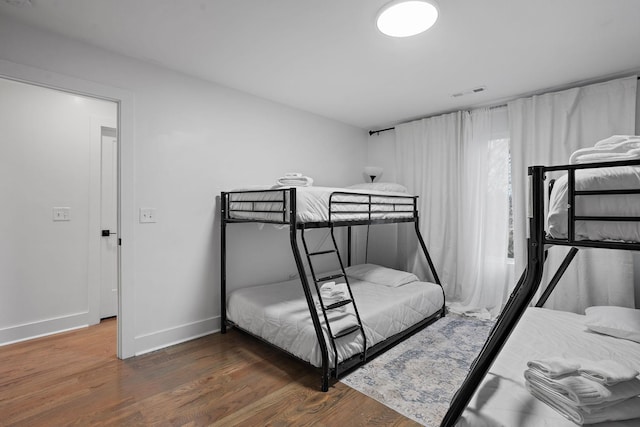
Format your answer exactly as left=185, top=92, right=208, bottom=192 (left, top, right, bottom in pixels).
left=368, top=126, right=395, bottom=136
left=368, top=74, right=640, bottom=136
left=368, top=104, right=506, bottom=136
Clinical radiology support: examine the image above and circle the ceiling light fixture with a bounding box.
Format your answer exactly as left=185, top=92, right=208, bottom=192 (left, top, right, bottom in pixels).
left=1, top=0, right=32, bottom=6
left=376, top=0, right=439, bottom=38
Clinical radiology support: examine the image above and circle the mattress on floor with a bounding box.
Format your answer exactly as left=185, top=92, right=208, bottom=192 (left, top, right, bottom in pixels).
left=227, top=186, right=415, bottom=223
left=460, top=307, right=640, bottom=427
left=547, top=166, right=640, bottom=242
left=226, top=270, right=444, bottom=368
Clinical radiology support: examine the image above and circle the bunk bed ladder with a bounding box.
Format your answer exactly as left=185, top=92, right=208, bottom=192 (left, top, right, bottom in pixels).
left=300, top=226, right=367, bottom=377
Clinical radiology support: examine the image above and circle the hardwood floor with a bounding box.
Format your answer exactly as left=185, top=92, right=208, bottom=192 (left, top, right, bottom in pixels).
left=0, top=320, right=419, bottom=426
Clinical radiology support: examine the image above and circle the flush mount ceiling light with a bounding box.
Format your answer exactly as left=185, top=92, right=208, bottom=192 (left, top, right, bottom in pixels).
left=376, top=0, right=439, bottom=38
left=1, top=0, right=32, bottom=7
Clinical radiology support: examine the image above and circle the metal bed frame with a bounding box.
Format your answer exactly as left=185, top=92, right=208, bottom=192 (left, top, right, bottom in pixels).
left=220, top=187, right=445, bottom=391
left=441, top=159, right=640, bottom=426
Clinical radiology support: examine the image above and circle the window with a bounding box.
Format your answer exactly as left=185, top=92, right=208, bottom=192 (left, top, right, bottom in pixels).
left=487, top=137, right=513, bottom=259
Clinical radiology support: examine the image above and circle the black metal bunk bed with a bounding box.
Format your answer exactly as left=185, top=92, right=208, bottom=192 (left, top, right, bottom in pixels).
left=441, top=158, right=640, bottom=426
left=220, top=187, right=446, bottom=392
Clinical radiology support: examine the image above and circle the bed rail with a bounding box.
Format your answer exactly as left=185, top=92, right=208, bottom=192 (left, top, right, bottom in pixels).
left=327, top=191, right=417, bottom=226
left=542, top=159, right=640, bottom=251
left=441, top=159, right=640, bottom=426
left=222, top=188, right=290, bottom=225
left=221, top=187, right=420, bottom=228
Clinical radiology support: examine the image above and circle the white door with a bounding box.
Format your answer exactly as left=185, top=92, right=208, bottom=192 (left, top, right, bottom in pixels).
left=100, top=128, right=118, bottom=318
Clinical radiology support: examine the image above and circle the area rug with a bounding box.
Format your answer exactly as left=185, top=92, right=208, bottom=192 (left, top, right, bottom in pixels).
left=341, top=314, right=494, bottom=426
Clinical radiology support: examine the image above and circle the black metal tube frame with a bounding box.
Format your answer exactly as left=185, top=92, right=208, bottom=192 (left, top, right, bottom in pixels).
left=441, top=158, right=640, bottom=426
left=220, top=187, right=444, bottom=391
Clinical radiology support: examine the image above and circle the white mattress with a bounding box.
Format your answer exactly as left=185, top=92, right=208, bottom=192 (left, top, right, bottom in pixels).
left=547, top=166, right=640, bottom=241
left=227, top=186, right=415, bottom=223
left=460, top=307, right=640, bottom=427
left=226, top=272, right=444, bottom=368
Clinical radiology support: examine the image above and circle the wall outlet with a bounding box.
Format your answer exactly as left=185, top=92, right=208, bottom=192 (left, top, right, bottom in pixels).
left=139, top=208, right=157, bottom=223
left=52, top=207, right=71, bottom=221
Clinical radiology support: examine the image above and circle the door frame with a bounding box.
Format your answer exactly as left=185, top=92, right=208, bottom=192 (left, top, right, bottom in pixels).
left=0, top=59, right=135, bottom=358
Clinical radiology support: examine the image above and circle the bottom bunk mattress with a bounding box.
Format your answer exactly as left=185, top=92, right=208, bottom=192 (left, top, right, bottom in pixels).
left=226, top=264, right=444, bottom=368
left=460, top=307, right=640, bottom=427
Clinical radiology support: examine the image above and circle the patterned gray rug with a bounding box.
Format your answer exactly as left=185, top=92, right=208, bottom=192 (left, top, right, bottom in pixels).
left=341, top=314, right=494, bottom=426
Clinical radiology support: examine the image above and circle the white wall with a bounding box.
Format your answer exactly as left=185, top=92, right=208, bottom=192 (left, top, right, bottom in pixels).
left=359, top=130, right=402, bottom=269
left=0, top=79, right=116, bottom=343
left=0, top=16, right=368, bottom=354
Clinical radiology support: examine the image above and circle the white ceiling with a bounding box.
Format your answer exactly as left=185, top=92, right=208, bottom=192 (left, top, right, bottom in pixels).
left=2, top=0, right=640, bottom=130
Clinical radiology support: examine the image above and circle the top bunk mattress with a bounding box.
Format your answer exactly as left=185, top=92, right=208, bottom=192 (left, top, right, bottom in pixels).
left=461, top=307, right=640, bottom=427
left=226, top=264, right=444, bottom=368
left=547, top=166, right=640, bottom=242
left=225, top=186, right=416, bottom=224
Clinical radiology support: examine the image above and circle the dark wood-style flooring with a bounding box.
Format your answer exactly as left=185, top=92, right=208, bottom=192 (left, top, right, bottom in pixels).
left=0, top=319, right=419, bottom=426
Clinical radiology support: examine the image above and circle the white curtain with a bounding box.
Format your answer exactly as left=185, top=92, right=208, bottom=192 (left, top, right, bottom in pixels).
left=509, top=76, right=638, bottom=313
left=451, top=108, right=511, bottom=318
left=395, top=109, right=512, bottom=318
left=395, top=112, right=462, bottom=300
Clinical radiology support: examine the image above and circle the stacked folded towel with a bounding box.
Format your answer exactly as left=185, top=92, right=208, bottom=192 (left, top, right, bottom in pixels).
left=317, top=281, right=349, bottom=309
left=525, top=357, right=640, bottom=425
left=569, top=135, right=640, bottom=164
left=275, top=172, right=314, bottom=187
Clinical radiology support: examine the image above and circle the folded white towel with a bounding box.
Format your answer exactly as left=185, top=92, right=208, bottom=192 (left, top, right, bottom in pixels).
left=594, top=135, right=640, bottom=148
left=320, top=281, right=336, bottom=292
left=527, top=383, right=640, bottom=425
left=275, top=176, right=314, bottom=187
left=569, top=135, right=640, bottom=164
left=317, top=282, right=349, bottom=310
left=528, top=357, right=640, bottom=385
left=524, top=368, right=640, bottom=406
left=527, top=357, right=582, bottom=378
left=579, top=359, right=639, bottom=386
left=579, top=397, right=638, bottom=414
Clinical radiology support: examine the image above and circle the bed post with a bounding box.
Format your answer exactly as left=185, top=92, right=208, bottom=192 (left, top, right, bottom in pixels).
left=413, top=196, right=444, bottom=315
left=220, top=192, right=228, bottom=334
left=347, top=226, right=352, bottom=266
left=414, top=221, right=441, bottom=286
left=440, top=166, right=547, bottom=427
left=287, top=188, right=331, bottom=391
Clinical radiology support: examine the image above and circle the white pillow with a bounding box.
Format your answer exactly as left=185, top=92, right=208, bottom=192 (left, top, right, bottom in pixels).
left=346, top=182, right=408, bottom=193
left=585, top=306, right=640, bottom=343
left=345, top=263, right=418, bottom=287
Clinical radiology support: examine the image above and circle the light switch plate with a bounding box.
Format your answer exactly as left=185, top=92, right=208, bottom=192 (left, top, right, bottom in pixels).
left=53, top=207, right=71, bottom=221
left=139, top=208, right=156, bottom=223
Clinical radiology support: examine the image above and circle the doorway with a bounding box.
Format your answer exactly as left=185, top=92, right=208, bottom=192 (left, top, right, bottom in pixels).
left=0, top=76, right=118, bottom=348
left=100, top=126, right=118, bottom=319
left=0, top=59, right=134, bottom=358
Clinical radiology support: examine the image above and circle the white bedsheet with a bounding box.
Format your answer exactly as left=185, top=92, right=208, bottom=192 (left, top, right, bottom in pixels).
left=227, top=186, right=415, bottom=223
left=460, top=308, right=640, bottom=427
left=547, top=166, right=640, bottom=242
left=226, top=273, right=444, bottom=368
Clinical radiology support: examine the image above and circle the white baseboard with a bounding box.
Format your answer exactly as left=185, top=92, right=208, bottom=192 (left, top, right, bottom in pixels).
left=0, top=311, right=90, bottom=346
left=134, top=316, right=221, bottom=356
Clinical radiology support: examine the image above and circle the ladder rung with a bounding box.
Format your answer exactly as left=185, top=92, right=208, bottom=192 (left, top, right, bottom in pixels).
left=333, top=325, right=361, bottom=339
left=325, top=299, right=352, bottom=310
left=317, top=273, right=344, bottom=283
left=308, top=249, right=337, bottom=256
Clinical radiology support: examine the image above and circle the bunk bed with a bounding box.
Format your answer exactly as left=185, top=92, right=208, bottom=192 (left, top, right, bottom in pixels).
left=220, top=185, right=446, bottom=391
left=442, top=158, right=640, bottom=426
